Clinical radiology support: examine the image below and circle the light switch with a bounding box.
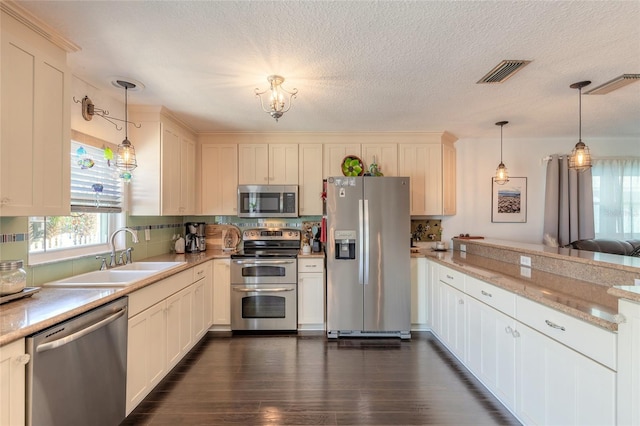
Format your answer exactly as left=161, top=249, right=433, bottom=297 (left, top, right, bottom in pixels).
left=520, top=256, right=532, bottom=267
left=144, top=228, right=151, bottom=241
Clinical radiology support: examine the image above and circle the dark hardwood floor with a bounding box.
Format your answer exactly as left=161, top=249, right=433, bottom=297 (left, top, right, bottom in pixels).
left=122, top=332, right=520, bottom=425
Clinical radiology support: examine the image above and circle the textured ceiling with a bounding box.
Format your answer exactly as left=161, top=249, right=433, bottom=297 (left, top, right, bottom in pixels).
left=14, top=1, right=640, bottom=139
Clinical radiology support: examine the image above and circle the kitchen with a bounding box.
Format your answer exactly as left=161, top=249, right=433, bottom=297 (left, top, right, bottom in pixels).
left=1, top=1, right=640, bottom=425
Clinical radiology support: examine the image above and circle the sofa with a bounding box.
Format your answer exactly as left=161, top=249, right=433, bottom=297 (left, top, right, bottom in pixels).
left=570, top=239, right=640, bottom=256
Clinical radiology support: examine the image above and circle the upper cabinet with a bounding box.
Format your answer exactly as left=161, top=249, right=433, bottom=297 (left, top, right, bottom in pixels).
left=323, top=144, right=361, bottom=179
left=361, top=144, right=398, bottom=176
left=0, top=8, right=71, bottom=217
left=238, top=143, right=298, bottom=185
left=129, top=107, right=197, bottom=216
left=201, top=144, right=238, bottom=216
left=398, top=133, right=457, bottom=216
left=298, top=144, right=324, bottom=216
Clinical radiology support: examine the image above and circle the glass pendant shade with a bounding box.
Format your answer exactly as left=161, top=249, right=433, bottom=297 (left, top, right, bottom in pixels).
left=115, top=137, right=137, bottom=171
left=568, top=81, right=592, bottom=172
left=255, top=75, right=298, bottom=122
left=494, top=121, right=509, bottom=185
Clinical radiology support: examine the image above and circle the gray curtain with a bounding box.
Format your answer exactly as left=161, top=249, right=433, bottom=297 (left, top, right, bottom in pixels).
left=543, top=155, right=595, bottom=247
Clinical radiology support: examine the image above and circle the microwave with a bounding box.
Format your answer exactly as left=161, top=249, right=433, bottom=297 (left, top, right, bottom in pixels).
left=237, top=185, right=298, bottom=218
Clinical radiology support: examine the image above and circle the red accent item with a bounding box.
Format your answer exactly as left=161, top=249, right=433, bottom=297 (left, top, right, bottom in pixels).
left=320, top=217, right=327, bottom=243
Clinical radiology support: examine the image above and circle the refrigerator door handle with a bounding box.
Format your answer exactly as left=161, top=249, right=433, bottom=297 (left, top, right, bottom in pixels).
left=358, top=199, right=364, bottom=285
left=363, top=199, right=370, bottom=285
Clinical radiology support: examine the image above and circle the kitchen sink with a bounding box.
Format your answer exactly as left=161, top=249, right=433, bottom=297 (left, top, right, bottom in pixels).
left=46, top=269, right=158, bottom=287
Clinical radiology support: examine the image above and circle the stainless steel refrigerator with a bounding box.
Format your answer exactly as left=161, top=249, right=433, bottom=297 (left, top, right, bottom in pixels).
left=326, top=176, right=411, bottom=339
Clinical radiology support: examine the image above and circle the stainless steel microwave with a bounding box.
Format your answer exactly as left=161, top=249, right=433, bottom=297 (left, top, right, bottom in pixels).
left=237, top=185, right=298, bottom=218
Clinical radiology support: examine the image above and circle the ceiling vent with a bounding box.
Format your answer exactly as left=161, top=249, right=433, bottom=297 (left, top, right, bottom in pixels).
left=477, top=60, right=532, bottom=84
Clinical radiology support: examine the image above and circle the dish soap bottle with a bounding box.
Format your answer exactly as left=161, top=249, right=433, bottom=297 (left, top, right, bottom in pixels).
left=175, top=235, right=185, bottom=254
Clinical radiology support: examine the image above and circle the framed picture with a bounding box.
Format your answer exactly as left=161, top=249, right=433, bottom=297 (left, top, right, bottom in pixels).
left=491, top=177, right=527, bottom=223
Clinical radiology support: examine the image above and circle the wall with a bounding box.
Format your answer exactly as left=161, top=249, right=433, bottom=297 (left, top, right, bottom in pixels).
left=442, top=136, right=639, bottom=245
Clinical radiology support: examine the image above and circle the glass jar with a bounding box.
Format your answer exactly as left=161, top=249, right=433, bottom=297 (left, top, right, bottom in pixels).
left=0, top=260, right=27, bottom=296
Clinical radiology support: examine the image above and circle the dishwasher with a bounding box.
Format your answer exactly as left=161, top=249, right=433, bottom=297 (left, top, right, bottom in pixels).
left=26, top=297, right=128, bottom=426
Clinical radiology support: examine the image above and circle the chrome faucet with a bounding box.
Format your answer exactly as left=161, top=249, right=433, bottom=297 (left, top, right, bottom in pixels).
left=109, top=227, right=139, bottom=267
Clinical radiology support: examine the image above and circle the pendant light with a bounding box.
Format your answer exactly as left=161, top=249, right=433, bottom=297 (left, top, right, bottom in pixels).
left=115, top=80, right=138, bottom=173
left=568, top=81, right=592, bottom=171
left=255, top=75, right=298, bottom=122
left=494, top=121, right=509, bottom=185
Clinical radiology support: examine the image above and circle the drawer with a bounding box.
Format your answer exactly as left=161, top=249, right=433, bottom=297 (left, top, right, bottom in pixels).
left=192, top=261, right=211, bottom=282
left=516, top=296, right=617, bottom=370
left=298, top=258, right=324, bottom=272
left=438, top=265, right=465, bottom=292
left=465, top=276, right=516, bottom=317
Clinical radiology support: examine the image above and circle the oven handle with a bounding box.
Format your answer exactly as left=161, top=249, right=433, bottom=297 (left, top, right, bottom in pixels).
left=232, top=260, right=295, bottom=265
left=233, top=287, right=295, bottom=293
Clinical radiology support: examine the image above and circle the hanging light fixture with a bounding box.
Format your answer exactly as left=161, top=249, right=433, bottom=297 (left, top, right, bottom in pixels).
left=494, top=121, right=509, bottom=185
left=568, top=81, right=592, bottom=171
left=115, top=80, right=138, bottom=173
left=255, top=75, right=298, bottom=122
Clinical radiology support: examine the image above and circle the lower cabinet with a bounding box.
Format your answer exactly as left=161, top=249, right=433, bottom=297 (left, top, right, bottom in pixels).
left=212, top=259, right=231, bottom=329
left=126, top=264, right=213, bottom=414
left=411, top=257, right=429, bottom=330
left=298, top=258, right=325, bottom=330
left=0, top=338, right=27, bottom=426
left=617, top=298, right=640, bottom=425
left=423, top=261, right=617, bottom=426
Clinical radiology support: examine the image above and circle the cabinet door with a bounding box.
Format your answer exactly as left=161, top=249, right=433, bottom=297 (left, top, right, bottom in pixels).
left=201, top=144, right=238, bottom=215
left=429, top=264, right=442, bottom=337
left=466, top=296, right=516, bottom=410
left=213, top=259, right=231, bottom=327
left=439, top=281, right=466, bottom=362
left=165, top=290, right=182, bottom=369
left=238, top=144, right=269, bottom=184
left=180, top=136, right=196, bottom=214
left=269, top=144, right=298, bottom=184
left=323, top=144, right=361, bottom=178
left=516, top=323, right=616, bottom=426
left=398, top=144, right=443, bottom=215
left=1, top=33, right=70, bottom=216
left=361, top=144, right=398, bottom=176
left=298, top=144, right=324, bottom=215
left=298, top=272, right=325, bottom=328
left=410, top=257, right=428, bottom=329
left=0, top=339, right=27, bottom=426
left=192, top=279, right=206, bottom=340
left=161, top=125, right=182, bottom=215
left=442, top=142, right=456, bottom=215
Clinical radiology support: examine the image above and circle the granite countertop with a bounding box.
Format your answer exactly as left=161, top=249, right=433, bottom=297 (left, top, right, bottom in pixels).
left=411, top=248, right=620, bottom=332
left=608, top=286, right=640, bottom=303
left=0, top=250, right=231, bottom=346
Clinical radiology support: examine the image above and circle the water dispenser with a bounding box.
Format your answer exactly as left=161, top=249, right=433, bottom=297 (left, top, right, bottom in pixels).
left=334, top=230, right=356, bottom=259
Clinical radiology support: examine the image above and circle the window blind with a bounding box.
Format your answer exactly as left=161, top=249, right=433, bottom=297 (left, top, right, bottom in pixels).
left=70, top=141, right=123, bottom=213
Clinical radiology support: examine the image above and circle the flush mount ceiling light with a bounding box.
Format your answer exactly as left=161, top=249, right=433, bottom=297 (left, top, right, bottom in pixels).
left=477, top=60, right=532, bottom=84
left=568, top=81, right=592, bottom=172
left=255, top=75, right=298, bottom=122
left=114, top=80, right=138, bottom=174
left=494, top=121, right=509, bottom=185
left=584, top=74, right=640, bottom=95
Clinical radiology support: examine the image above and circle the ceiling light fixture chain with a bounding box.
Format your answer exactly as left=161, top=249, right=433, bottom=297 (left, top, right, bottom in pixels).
left=494, top=120, right=509, bottom=185
left=255, top=75, right=298, bottom=122
left=568, top=80, right=592, bottom=171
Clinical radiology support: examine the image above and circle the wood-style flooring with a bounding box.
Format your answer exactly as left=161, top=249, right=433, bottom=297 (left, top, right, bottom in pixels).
left=122, top=331, right=520, bottom=425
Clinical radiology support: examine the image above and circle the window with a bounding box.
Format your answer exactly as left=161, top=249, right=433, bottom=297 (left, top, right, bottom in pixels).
left=592, top=158, right=640, bottom=240
left=29, top=139, right=125, bottom=263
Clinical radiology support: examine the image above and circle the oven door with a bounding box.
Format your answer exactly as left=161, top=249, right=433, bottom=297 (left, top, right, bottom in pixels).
left=231, top=258, right=297, bottom=285
left=231, top=283, right=297, bottom=331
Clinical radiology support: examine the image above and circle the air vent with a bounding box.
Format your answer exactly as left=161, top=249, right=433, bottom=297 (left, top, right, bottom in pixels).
left=585, top=74, right=640, bottom=95
left=477, top=60, right=532, bottom=84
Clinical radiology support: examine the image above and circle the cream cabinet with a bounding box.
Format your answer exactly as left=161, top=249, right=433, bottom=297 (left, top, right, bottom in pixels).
left=297, top=258, right=325, bottom=330
left=126, top=265, right=211, bottom=414
left=212, top=259, right=231, bottom=329
left=193, top=261, right=214, bottom=338
left=298, top=144, right=324, bottom=215
left=361, top=144, right=398, bottom=176
left=201, top=144, right=238, bottom=215
left=323, top=144, right=361, bottom=178
left=410, top=257, right=429, bottom=330
left=398, top=136, right=456, bottom=216
left=617, top=298, right=640, bottom=425
left=0, top=12, right=70, bottom=217
left=129, top=107, right=197, bottom=215
left=238, top=143, right=298, bottom=185
left=0, top=338, right=28, bottom=426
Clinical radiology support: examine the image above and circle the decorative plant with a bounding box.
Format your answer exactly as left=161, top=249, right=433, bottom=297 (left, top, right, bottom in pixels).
left=342, top=156, right=363, bottom=176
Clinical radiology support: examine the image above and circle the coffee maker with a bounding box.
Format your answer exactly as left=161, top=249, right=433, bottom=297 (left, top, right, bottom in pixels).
left=185, top=222, right=206, bottom=253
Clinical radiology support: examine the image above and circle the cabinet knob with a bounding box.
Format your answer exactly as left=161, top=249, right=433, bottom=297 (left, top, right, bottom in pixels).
left=458, top=299, right=464, bottom=305
left=481, top=290, right=492, bottom=297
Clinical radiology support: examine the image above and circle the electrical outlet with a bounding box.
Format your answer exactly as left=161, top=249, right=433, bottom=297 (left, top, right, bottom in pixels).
left=145, top=228, right=151, bottom=241
left=460, top=244, right=467, bottom=252
left=520, top=256, right=532, bottom=267
left=520, top=266, right=531, bottom=278
left=635, top=279, right=640, bottom=286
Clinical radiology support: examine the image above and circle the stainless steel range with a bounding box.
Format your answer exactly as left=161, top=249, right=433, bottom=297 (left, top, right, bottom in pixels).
left=230, top=228, right=300, bottom=331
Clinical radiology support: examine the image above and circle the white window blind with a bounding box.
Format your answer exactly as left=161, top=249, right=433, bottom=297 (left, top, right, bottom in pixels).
left=70, top=141, right=123, bottom=213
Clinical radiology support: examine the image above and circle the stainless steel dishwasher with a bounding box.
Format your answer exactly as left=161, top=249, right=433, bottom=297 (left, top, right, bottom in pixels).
left=26, top=297, right=128, bottom=426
